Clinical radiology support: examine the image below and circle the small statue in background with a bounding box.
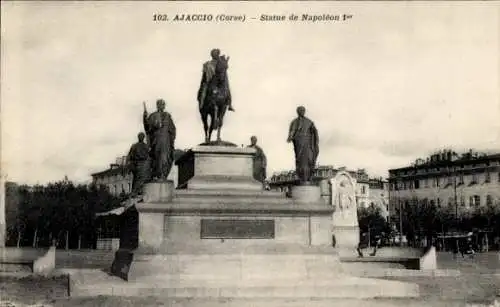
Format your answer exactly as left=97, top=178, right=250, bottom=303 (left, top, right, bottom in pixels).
left=247, top=136, right=267, bottom=184
left=127, top=132, right=150, bottom=196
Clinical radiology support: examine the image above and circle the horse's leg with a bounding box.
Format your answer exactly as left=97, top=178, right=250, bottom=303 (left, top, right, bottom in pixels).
left=201, top=110, right=209, bottom=143
left=212, top=105, right=219, bottom=142
left=217, top=103, right=227, bottom=141
left=208, top=114, right=213, bottom=142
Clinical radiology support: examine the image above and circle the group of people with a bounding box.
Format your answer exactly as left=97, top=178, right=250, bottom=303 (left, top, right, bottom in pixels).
left=126, top=99, right=177, bottom=197
left=126, top=48, right=322, bottom=196
left=127, top=118, right=269, bottom=196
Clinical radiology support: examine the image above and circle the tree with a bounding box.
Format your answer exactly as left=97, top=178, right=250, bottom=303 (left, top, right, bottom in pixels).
left=9, top=180, right=122, bottom=248
left=358, top=204, right=391, bottom=245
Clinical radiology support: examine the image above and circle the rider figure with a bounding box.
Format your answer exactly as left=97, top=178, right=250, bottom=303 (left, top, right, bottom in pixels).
left=197, top=48, right=234, bottom=112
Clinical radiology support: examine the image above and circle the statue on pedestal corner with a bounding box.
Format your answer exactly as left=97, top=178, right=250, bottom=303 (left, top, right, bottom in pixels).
left=127, top=132, right=151, bottom=196
left=247, top=136, right=267, bottom=184
left=143, top=99, right=177, bottom=181
left=287, top=106, right=319, bottom=184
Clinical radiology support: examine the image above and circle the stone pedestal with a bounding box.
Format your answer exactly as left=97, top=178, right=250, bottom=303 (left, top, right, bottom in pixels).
left=332, top=225, right=360, bottom=256
left=175, top=145, right=262, bottom=190
left=107, top=143, right=419, bottom=299
left=330, top=172, right=361, bottom=256
left=291, top=185, right=322, bottom=203
left=142, top=181, right=174, bottom=203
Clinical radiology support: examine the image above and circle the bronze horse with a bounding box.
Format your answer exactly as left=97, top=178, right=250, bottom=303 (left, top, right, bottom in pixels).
left=199, top=55, right=231, bottom=143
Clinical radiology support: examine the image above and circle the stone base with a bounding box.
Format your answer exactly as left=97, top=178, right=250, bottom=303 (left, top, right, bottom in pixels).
left=331, top=225, right=360, bottom=257
left=142, top=181, right=174, bottom=203
left=176, top=145, right=262, bottom=190
left=291, top=185, right=322, bottom=203
left=77, top=252, right=420, bottom=299
left=127, top=253, right=342, bottom=282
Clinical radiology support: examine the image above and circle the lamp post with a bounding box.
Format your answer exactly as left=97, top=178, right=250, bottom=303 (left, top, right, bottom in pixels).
left=399, top=195, right=403, bottom=246
left=453, top=166, right=458, bottom=229
left=0, top=172, right=6, bottom=247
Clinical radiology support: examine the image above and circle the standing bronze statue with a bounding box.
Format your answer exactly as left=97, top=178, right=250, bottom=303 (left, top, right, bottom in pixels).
left=197, top=48, right=233, bottom=143
left=287, top=106, right=319, bottom=184
left=127, top=132, right=150, bottom=196
left=143, top=99, right=177, bottom=181
left=247, top=136, right=267, bottom=184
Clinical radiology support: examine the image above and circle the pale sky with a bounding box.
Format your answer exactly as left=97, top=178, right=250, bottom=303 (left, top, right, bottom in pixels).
left=1, top=1, right=499, bottom=185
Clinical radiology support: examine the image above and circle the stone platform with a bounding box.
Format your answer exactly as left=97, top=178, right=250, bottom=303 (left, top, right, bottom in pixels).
left=70, top=266, right=419, bottom=299
left=106, top=143, right=419, bottom=300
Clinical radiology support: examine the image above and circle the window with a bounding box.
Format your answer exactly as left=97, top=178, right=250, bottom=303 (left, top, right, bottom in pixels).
left=424, top=178, right=429, bottom=188
left=459, top=173, right=464, bottom=184
left=485, top=172, right=491, bottom=183
left=447, top=176, right=453, bottom=185
left=470, top=195, right=480, bottom=207
left=435, top=177, right=440, bottom=188
left=448, top=197, right=454, bottom=207
left=498, top=172, right=500, bottom=182
left=361, top=186, right=366, bottom=194
left=414, top=180, right=420, bottom=189
left=460, top=196, right=466, bottom=207
left=437, top=198, right=441, bottom=207
left=471, top=173, right=478, bottom=184
left=486, top=195, right=493, bottom=206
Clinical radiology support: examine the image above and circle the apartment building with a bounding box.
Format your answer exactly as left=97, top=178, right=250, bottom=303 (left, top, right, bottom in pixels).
left=388, top=150, right=500, bottom=219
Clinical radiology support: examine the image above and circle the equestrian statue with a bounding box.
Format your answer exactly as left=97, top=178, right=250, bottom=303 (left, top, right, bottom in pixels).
left=197, top=48, right=234, bottom=144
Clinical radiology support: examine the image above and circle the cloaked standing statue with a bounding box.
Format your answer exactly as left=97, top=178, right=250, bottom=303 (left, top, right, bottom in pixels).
left=287, top=106, right=319, bottom=184
left=143, top=99, right=177, bottom=181
left=247, top=136, right=267, bottom=184
left=127, top=132, right=151, bottom=196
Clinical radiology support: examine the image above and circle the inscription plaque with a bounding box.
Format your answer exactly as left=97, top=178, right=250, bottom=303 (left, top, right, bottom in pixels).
left=200, top=219, right=275, bottom=239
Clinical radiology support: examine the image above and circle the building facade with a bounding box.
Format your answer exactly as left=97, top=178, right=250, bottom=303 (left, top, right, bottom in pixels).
left=388, top=150, right=500, bottom=221
left=91, top=150, right=186, bottom=196
left=269, top=166, right=389, bottom=219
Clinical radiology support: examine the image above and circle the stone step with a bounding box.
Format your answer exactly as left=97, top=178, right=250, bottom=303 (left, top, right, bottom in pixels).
left=175, top=189, right=285, bottom=198
left=68, top=268, right=419, bottom=299
left=72, top=285, right=419, bottom=299
left=57, top=297, right=500, bottom=307
left=138, top=201, right=332, bottom=214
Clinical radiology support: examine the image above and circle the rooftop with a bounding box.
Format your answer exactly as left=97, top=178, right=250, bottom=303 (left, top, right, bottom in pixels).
left=389, top=149, right=500, bottom=173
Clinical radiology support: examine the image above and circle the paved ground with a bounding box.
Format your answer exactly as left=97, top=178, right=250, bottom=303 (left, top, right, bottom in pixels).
left=0, top=250, right=498, bottom=306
